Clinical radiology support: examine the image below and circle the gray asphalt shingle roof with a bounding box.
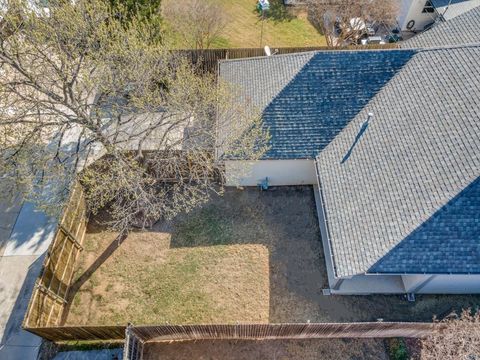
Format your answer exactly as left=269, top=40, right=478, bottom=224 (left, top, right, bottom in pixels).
left=401, top=4, right=480, bottom=48
left=432, top=0, right=480, bottom=20
left=315, top=45, right=480, bottom=276
left=219, top=29, right=480, bottom=276
left=219, top=50, right=415, bottom=159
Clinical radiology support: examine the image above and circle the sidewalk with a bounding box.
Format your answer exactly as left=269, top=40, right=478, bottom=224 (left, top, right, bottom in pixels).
left=0, top=190, right=57, bottom=360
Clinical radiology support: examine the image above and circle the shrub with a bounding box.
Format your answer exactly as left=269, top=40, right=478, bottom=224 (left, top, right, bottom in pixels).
left=387, top=338, right=409, bottom=360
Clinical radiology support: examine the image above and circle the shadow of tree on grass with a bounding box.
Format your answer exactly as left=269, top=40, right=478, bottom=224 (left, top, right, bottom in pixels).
left=60, top=231, right=127, bottom=325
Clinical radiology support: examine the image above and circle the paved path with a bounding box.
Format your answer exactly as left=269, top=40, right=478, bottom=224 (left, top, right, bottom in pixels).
left=0, top=189, right=57, bottom=360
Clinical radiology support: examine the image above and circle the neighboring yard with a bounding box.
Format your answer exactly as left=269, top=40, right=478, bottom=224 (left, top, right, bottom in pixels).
left=142, top=338, right=389, bottom=360
left=163, top=0, right=327, bottom=48
left=64, top=187, right=480, bottom=326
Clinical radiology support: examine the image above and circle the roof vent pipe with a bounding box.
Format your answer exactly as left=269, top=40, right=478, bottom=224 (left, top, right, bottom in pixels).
left=360, top=112, right=373, bottom=132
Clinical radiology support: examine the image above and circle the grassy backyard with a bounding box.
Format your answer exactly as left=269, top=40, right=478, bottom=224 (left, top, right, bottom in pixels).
left=163, top=0, right=327, bottom=48
left=64, top=225, right=270, bottom=325
left=64, top=187, right=480, bottom=326
left=65, top=187, right=322, bottom=325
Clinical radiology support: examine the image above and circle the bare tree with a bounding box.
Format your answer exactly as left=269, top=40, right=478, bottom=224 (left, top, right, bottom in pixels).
left=0, top=0, right=268, bottom=230
left=163, top=0, right=228, bottom=49
left=421, top=309, right=480, bottom=360
left=307, top=0, right=399, bottom=46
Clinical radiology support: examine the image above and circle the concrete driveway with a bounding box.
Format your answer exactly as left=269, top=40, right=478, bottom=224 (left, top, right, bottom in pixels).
left=0, top=187, right=57, bottom=360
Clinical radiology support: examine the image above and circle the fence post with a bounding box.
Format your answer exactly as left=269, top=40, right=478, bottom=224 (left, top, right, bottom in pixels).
left=124, top=324, right=144, bottom=360
left=123, top=325, right=132, bottom=360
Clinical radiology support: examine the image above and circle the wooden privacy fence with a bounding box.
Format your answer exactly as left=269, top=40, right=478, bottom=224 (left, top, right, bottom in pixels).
left=123, top=322, right=436, bottom=359
left=26, top=325, right=126, bottom=342
left=128, top=322, right=435, bottom=343
left=176, top=44, right=399, bottom=72
left=25, top=321, right=435, bottom=343
left=23, top=181, right=88, bottom=328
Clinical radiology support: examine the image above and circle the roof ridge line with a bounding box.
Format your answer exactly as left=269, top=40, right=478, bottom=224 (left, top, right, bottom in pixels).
left=415, top=42, right=480, bottom=52
left=218, top=47, right=415, bottom=65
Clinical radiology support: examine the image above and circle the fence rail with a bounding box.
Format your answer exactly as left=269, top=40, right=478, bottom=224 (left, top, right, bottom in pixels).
left=23, top=181, right=88, bottom=328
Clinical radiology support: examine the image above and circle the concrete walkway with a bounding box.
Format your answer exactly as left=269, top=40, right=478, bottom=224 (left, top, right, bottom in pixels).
left=0, top=189, right=57, bottom=360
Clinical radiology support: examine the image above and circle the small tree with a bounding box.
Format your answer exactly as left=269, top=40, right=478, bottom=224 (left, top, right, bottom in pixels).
left=421, top=309, right=480, bottom=360
left=163, top=0, right=228, bottom=49
left=307, top=0, right=398, bottom=46
left=0, top=0, right=268, bottom=230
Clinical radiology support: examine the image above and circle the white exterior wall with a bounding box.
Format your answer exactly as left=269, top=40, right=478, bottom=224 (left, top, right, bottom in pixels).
left=402, top=275, right=480, bottom=294
left=225, top=159, right=316, bottom=187
left=398, top=0, right=415, bottom=29
left=402, top=274, right=430, bottom=292
left=398, top=0, right=439, bottom=31
left=328, top=274, right=480, bottom=295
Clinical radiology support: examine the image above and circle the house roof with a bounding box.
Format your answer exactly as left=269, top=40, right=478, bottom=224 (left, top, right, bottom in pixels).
left=315, top=45, right=480, bottom=276
left=219, top=49, right=414, bottom=159
left=432, top=0, right=480, bottom=20
left=401, top=4, right=480, bottom=48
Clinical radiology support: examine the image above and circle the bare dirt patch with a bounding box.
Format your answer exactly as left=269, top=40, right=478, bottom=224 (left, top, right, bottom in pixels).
left=142, top=338, right=388, bottom=360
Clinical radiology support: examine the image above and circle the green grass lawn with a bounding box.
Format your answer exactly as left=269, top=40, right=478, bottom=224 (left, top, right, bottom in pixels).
left=163, top=0, right=326, bottom=48
left=65, top=204, right=271, bottom=326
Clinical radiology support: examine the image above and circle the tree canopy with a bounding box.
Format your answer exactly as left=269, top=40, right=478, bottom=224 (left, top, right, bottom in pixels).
left=0, top=0, right=268, bottom=230
left=421, top=309, right=480, bottom=360
left=307, top=0, right=398, bottom=46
